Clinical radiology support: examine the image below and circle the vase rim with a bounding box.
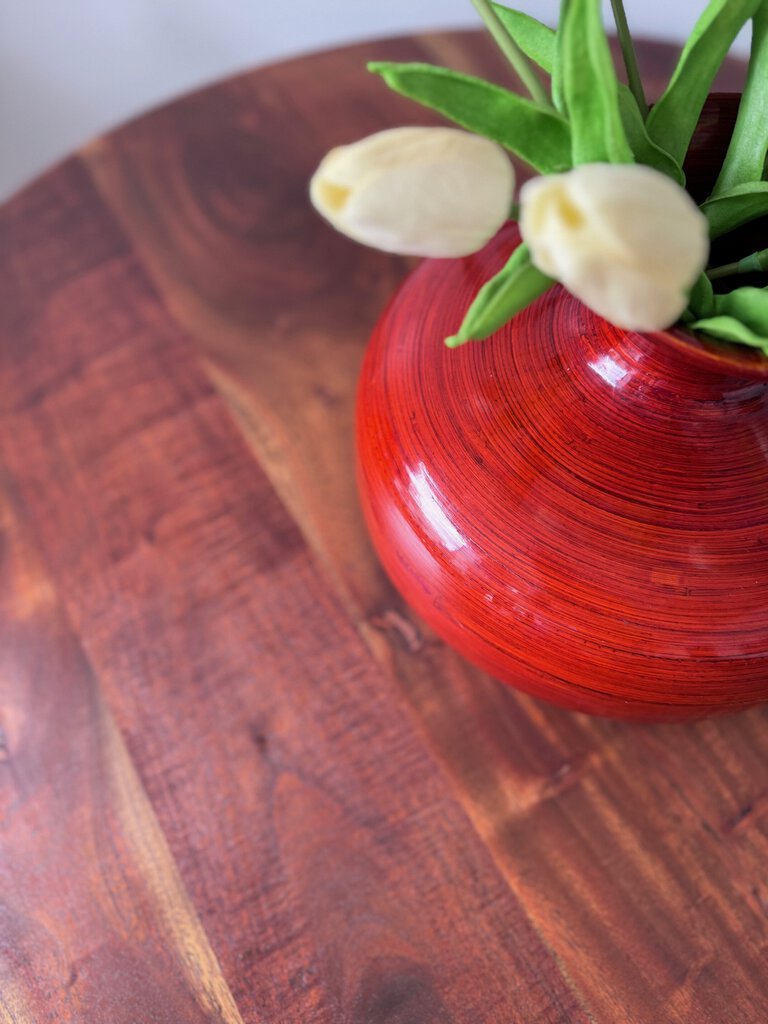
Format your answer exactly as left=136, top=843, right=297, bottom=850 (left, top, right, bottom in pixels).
left=646, top=325, right=768, bottom=380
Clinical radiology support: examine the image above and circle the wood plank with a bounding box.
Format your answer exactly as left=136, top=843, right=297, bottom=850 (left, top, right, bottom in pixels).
left=0, top=469, right=242, bottom=1022
left=0, top=159, right=590, bottom=1020
left=82, top=31, right=768, bottom=1023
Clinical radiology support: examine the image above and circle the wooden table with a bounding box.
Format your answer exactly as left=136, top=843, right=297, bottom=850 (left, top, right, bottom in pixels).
left=0, top=30, right=765, bottom=1024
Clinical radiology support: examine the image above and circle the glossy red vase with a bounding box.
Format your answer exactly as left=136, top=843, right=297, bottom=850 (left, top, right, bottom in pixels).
left=356, top=220, right=768, bottom=720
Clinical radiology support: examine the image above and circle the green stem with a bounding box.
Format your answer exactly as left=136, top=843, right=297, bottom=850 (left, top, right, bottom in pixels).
left=610, top=0, right=648, bottom=115
left=707, top=248, right=768, bottom=279
left=471, top=0, right=551, bottom=106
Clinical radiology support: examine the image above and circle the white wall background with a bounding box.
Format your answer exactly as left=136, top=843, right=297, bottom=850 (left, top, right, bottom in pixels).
left=0, top=1, right=749, bottom=202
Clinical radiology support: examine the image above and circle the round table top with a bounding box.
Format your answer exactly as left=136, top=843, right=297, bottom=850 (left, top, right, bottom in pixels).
left=0, top=30, right=764, bottom=1024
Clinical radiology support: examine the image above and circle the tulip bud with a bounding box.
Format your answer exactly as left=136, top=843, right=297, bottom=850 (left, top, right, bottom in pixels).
left=519, top=163, right=709, bottom=331
left=309, top=127, right=515, bottom=258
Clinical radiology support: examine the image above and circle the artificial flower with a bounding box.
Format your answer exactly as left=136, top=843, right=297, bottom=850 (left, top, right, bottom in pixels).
left=519, top=163, right=710, bottom=331
left=309, top=126, right=514, bottom=258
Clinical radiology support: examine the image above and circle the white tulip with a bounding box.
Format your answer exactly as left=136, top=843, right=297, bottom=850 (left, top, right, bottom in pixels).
left=309, top=127, right=514, bottom=258
left=519, top=163, right=709, bottom=331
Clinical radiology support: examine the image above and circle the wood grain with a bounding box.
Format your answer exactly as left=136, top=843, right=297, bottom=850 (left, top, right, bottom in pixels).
left=0, top=28, right=765, bottom=1024
left=0, top=463, right=242, bottom=1023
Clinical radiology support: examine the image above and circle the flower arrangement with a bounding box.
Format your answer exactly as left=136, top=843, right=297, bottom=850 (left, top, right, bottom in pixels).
left=310, top=0, right=768, bottom=351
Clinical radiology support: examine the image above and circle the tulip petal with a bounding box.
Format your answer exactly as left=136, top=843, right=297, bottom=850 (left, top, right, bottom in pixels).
left=310, top=127, right=515, bottom=258
left=520, top=163, right=709, bottom=331
left=564, top=258, right=690, bottom=331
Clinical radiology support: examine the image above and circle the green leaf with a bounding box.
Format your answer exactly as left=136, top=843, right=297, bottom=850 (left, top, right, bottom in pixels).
left=689, top=314, right=768, bottom=353
left=368, top=62, right=571, bottom=174
left=559, top=0, right=634, bottom=164
left=645, top=0, right=762, bottom=165
left=496, top=1, right=680, bottom=179
left=687, top=272, right=715, bottom=319
left=491, top=5, right=555, bottom=72
left=446, top=243, right=554, bottom=346
left=715, top=286, right=768, bottom=331
left=713, top=4, right=768, bottom=194
left=691, top=286, right=768, bottom=352
left=616, top=87, right=685, bottom=183
left=701, top=181, right=768, bottom=238
left=551, top=11, right=566, bottom=114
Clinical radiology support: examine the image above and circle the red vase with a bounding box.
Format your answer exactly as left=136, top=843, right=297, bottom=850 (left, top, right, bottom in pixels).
left=356, top=220, right=768, bottom=721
